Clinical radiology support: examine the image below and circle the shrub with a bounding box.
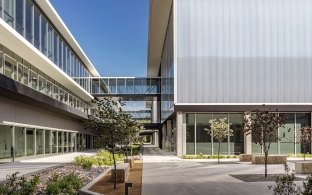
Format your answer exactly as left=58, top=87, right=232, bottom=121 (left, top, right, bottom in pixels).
left=74, top=150, right=124, bottom=169
left=46, top=173, right=83, bottom=195
left=302, top=174, right=312, bottom=195
left=0, top=172, right=40, bottom=195
left=268, top=163, right=301, bottom=195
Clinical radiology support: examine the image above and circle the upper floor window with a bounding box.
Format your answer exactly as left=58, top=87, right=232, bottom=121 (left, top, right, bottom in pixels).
left=25, top=0, right=33, bottom=43
left=34, top=7, right=40, bottom=49
left=4, top=0, right=14, bottom=27
left=15, top=0, right=23, bottom=35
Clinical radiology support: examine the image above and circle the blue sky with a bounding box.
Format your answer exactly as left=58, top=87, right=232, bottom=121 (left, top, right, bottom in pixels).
left=50, top=0, right=149, bottom=77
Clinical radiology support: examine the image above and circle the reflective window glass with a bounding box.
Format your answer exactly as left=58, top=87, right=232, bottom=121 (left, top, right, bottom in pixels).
left=15, top=0, right=24, bottom=35
left=48, top=25, right=53, bottom=60
left=41, top=17, right=47, bottom=55
left=45, top=130, right=51, bottom=155
left=0, top=125, right=12, bottom=161
left=15, top=127, right=25, bottom=158
left=186, top=114, right=195, bottom=155
left=54, top=32, right=58, bottom=65
left=63, top=43, right=67, bottom=72
left=4, top=0, right=14, bottom=27
left=34, top=8, right=40, bottom=49
left=36, top=129, right=44, bottom=155
left=0, top=0, right=2, bottom=18
left=26, top=128, right=35, bottom=156
left=25, top=0, right=33, bottom=43
left=58, top=38, right=62, bottom=69
left=196, top=114, right=212, bottom=155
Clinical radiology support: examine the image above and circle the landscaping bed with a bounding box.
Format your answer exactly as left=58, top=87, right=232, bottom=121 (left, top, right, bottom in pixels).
left=230, top=174, right=305, bottom=182
left=89, top=160, right=143, bottom=195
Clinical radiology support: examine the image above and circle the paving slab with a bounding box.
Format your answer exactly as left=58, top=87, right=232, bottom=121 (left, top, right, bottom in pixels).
left=142, top=145, right=305, bottom=195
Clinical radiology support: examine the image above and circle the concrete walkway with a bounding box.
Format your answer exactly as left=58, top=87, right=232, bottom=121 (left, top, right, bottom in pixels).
left=141, top=145, right=302, bottom=195
left=0, top=150, right=96, bottom=182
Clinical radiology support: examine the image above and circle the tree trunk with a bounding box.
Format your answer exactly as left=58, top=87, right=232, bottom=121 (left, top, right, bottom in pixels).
left=264, top=151, right=268, bottom=177
left=304, top=145, right=306, bottom=161
left=112, top=149, right=117, bottom=190
left=218, top=142, right=220, bottom=164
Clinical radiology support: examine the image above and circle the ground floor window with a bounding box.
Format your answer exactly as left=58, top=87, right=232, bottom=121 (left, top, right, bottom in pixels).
left=186, top=113, right=244, bottom=155
left=0, top=124, right=90, bottom=162
left=252, top=113, right=311, bottom=155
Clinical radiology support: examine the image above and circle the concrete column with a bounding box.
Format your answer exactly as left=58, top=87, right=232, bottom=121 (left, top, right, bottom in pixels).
left=12, top=126, right=15, bottom=162
left=43, top=129, right=45, bottom=157
left=244, top=112, right=252, bottom=154
left=56, top=131, right=58, bottom=154
left=176, top=112, right=184, bottom=156
left=162, top=125, right=166, bottom=149
left=24, top=128, right=26, bottom=157
left=155, top=131, right=159, bottom=147
left=152, top=97, right=158, bottom=123
left=34, top=129, right=37, bottom=156
left=167, top=120, right=172, bottom=151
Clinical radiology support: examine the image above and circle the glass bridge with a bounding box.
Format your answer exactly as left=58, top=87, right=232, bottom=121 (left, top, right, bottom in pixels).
left=73, top=77, right=161, bottom=124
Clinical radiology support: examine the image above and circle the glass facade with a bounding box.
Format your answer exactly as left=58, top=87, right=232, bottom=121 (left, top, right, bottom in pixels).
left=160, top=9, right=174, bottom=122
left=0, top=0, right=92, bottom=91
left=251, top=113, right=311, bottom=155
left=185, top=113, right=244, bottom=155
left=0, top=44, right=91, bottom=114
left=0, top=124, right=94, bottom=162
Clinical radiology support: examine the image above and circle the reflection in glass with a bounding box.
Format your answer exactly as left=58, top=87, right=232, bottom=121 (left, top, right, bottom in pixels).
left=26, top=129, right=35, bottom=156
left=186, top=114, right=195, bottom=154
left=196, top=114, right=212, bottom=154
left=0, top=125, right=12, bottom=160
left=15, top=127, right=24, bottom=157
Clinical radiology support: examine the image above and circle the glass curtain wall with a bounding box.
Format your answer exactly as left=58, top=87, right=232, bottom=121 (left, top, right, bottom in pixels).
left=0, top=125, right=12, bottom=162
left=0, top=0, right=91, bottom=91
left=251, top=113, right=311, bottom=155
left=185, top=113, right=244, bottom=155
left=0, top=125, right=85, bottom=161
left=15, top=127, right=25, bottom=158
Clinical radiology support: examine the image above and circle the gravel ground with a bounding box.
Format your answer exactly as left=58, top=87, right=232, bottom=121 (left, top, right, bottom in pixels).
left=25, top=163, right=108, bottom=194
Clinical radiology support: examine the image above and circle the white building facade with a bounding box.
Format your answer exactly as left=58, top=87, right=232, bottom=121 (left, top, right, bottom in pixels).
left=0, top=0, right=100, bottom=162
left=148, top=0, right=312, bottom=156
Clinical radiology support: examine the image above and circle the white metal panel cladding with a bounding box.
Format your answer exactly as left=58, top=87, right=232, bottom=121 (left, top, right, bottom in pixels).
left=176, top=0, right=312, bottom=104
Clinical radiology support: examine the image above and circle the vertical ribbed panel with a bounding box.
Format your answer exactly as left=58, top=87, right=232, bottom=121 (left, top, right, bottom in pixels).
left=176, top=0, right=312, bottom=103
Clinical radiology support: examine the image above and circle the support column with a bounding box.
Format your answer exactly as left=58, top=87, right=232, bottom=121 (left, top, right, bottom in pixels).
left=11, top=126, right=15, bottom=162
left=34, top=129, right=37, bottom=156
left=43, top=129, right=45, bottom=157
left=176, top=112, right=184, bottom=156
left=244, top=112, right=252, bottom=154
left=24, top=128, right=27, bottom=157
left=167, top=120, right=172, bottom=151
left=56, top=131, right=58, bottom=154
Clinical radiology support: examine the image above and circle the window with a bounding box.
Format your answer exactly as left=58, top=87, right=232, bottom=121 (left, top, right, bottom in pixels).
left=4, top=0, right=13, bottom=27
left=0, top=0, right=2, bottom=19
left=47, top=25, right=53, bottom=60
left=34, top=8, right=40, bottom=49
left=63, top=43, right=67, bottom=73
left=25, top=0, right=33, bottom=43
left=15, top=0, right=24, bottom=35
left=58, top=38, right=63, bottom=69
left=41, top=17, right=47, bottom=55
left=66, top=48, right=70, bottom=74
left=54, top=31, right=59, bottom=65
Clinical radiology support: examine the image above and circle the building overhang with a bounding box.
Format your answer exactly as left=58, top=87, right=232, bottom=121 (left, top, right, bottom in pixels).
left=35, top=0, right=100, bottom=77
left=0, top=19, right=93, bottom=101
left=147, top=0, right=172, bottom=77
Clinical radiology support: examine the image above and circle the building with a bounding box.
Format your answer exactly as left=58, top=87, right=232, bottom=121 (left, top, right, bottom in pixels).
left=0, top=0, right=99, bottom=162
left=148, top=0, right=312, bottom=156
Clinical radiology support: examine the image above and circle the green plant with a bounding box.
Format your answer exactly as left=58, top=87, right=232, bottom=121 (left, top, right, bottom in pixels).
left=205, top=118, right=233, bottom=164
left=302, top=174, right=312, bottom=195
left=0, top=172, right=40, bottom=195
left=268, top=163, right=301, bottom=195
left=46, top=173, right=83, bottom=195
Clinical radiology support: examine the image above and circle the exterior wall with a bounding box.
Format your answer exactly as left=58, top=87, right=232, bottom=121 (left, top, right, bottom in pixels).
left=0, top=96, right=85, bottom=131
left=176, top=0, right=312, bottom=104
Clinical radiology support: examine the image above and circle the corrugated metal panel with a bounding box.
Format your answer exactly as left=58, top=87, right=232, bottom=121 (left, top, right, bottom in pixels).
left=176, top=0, right=312, bottom=104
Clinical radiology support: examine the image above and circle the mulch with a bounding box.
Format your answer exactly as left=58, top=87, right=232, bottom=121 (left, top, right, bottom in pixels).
left=230, top=174, right=305, bottom=182
left=89, top=160, right=143, bottom=195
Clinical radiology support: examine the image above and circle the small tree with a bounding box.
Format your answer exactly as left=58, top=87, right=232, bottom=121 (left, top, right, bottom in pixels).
left=299, top=126, right=312, bottom=161
left=205, top=118, right=233, bottom=164
left=84, top=97, right=136, bottom=189
left=244, top=109, right=287, bottom=177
